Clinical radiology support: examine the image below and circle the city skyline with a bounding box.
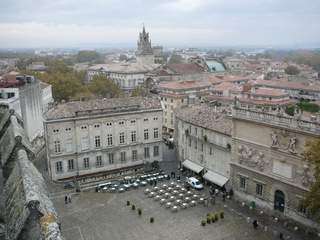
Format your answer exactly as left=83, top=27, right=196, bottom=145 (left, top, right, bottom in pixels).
left=0, top=0, right=320, bottom=48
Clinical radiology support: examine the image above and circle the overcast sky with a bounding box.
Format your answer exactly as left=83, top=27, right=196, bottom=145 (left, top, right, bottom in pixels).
left=0, top=0, right=319, bottom=48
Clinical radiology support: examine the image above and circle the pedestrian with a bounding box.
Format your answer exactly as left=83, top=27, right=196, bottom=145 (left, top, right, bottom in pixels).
left=68, top=194, right=72, bottom=203
left=64, top=195, right=68, bottom=204
left=154, top=180, right=157, bottom=186
left=222, top=192, right=226, bottom=202
left=279, top=232, right=283, bottom=239
left=229, top=188, right=234, bottom=199
left=253, top=219, right=258, bottom=229
left=215, top=188, right=219, bottom=196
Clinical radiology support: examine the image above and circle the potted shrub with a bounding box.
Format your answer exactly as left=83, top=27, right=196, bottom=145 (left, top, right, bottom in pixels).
left=132, top=205, right=135, bottom=211
left=220, top=211, right=224, bottom=219
left=150, top=217, right=154, bottom=223
left=138, top=208, right=142, bottom=216
left=127, top=201, right=130, bottom=206
left=206, top=217, right=211, bottom=224
left=201, top=220, right=206, bottom=226
left=215, top=213, right=219, bottom=222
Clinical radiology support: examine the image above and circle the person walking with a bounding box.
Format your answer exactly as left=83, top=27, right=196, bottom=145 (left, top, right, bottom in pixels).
left=279, top=232, right=284, bottom=239
left=222, top=192, right=226, bottom=202
left=64, top=195, right=68, bottom=204
left=252, top=219, right=258, bottom=229
left=68, top=194, right=72, bottom=203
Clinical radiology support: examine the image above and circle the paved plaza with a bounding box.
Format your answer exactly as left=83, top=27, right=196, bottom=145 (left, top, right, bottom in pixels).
left=53, top=181, right=282, bottom=240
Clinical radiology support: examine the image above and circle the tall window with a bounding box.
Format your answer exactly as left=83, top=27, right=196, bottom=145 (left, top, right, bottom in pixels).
left=153, top=128, right=159, bottom=139
left=194, top=140, right=197, bottom=149
left=131, top=131, right=137, bottom=142
left=96, top=155, right=102, bottom=167
left=144, top=147, right=150, bottom=158
left=107, top=134, right=113, bottom=146
left=83, top=157, right=90, bottom=169
left=189, top=138, right=191, bottom=147
left=95, top=136, right=101, bottom=148
left=153, top=146, right=159, bottom=157
left=256, top=183, right=263, bottom=196
left=68, top=159, right=74, bottom=171
left=56, top=161, right=63, bottom=173
left=108, top=153, right=114, bottom=164
left=132, top=150, right=137, bottom=161
left=54, top=140, right=61, bottom=153
left=240, top=176, right=246, bottom=190
left=120, top=152, right=126, bottom=163
left=201, top=143, right=204, bottom=152
left=144, top=129, right=149, bottom=140
left=119, top=132, right=125, bottom=144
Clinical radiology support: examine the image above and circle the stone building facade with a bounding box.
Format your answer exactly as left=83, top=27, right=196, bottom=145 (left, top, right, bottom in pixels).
left=44, top=97, right=163, bottom=181
left=230, top=105, right=320, bottom=227
left=175, top=105, right=232, bottom=188
left=159, top=80, right=212, bottom=133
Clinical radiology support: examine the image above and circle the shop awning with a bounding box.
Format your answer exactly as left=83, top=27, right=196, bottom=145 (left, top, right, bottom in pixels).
left=203, top=170, right=229, bottom=187
left=182, top=160, right=204, bottom=174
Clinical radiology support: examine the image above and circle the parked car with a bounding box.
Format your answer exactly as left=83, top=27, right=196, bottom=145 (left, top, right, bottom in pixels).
left=185, top=177, right=203, bottom=190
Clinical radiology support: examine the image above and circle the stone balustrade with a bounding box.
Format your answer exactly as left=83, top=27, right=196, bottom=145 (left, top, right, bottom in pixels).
left=232, top=107, right=320, bottom=135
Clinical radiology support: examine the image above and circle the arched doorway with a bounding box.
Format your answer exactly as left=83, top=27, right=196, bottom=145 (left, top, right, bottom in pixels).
left=274, top=190, right=285, bottom=212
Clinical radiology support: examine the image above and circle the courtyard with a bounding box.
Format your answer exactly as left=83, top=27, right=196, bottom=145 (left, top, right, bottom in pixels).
left=53, top=180, right=282, bottom=240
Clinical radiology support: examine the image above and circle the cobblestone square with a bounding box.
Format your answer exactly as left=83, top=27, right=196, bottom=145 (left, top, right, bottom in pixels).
left=53, top=182, right=278, bottom=240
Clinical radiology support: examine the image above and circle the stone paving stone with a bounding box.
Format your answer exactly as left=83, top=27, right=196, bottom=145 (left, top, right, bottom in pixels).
left=53, top=186, right=275, bottom=240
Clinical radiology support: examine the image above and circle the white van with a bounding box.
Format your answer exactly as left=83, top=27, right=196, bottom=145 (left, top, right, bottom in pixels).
left=186, top=177, right=204, bottom=190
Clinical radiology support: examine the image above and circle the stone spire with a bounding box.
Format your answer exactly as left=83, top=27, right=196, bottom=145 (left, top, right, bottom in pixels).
left=137, top=25, right=153, bottom=56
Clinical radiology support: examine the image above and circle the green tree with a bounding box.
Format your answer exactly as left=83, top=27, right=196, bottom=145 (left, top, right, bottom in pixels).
left=76, top=50, right=101, bottom=63
left=285, top=65, right=300, bottom=75
left=168, top=53, right=185, bottom=64
left=131, top=86, right=147, bottom=97
left=297, top=100, right=320, bottom=113
left=304, top=139, right=320, bottom=221
left=88, top=75, right=123, bottom=98
left=285, top=105, right=295, bottom=116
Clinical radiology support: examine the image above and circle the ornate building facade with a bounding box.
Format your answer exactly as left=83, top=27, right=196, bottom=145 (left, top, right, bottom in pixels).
left=230, top=104, right=320, bottom=227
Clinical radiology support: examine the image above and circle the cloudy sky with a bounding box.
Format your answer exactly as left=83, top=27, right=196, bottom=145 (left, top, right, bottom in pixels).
left=0, top=0, right=319, bottom=48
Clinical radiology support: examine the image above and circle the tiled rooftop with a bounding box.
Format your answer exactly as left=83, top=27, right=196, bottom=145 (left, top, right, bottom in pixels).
left=159, top=80, right=211, bottom=90
left=45, top=97, right=162, bottom=120
left=88, top=62, right=159, bottom=73
left=175, top=105, right=232, bottom=135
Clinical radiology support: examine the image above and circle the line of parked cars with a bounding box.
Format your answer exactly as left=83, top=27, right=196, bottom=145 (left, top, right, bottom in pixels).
left=96, top=172, right=170, bottom=193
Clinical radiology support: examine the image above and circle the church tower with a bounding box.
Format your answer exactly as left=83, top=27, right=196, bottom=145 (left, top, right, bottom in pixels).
left=136, top=26, right=155, bottom=64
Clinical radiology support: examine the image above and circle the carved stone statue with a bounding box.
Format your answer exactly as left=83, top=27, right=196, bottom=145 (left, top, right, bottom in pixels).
left=270, top=131, right=279, bottom=147
left=287, top=136, right=297, bottom=154
left=256, top=152, right=266, bottom=171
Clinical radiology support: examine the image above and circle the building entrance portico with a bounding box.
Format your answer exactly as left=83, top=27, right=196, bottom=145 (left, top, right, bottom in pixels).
left=274, top=190, right=285, bottom=212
